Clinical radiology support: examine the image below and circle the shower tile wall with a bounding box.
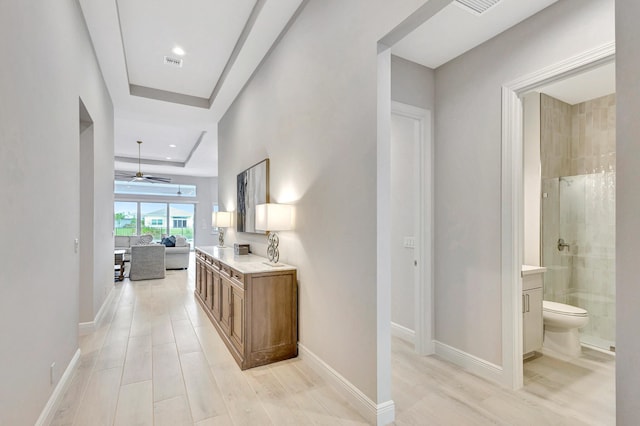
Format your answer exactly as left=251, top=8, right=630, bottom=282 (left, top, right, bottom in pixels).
left=540, top=93, right=616, bottom=348
left=541, top=94, right=572, bottom=179
left=570, top=94, right=616, bottom=175
left=541, top=93, right=616, bottom=177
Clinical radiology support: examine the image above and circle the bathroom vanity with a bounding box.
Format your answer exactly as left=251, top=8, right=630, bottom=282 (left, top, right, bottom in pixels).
left=522, top=265, right=546, bottom=356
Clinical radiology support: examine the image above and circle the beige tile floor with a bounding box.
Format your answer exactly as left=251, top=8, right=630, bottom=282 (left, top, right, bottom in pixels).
left=391, top=333, right=615, bottom=425
left=51, top=255, right=615, bottom=425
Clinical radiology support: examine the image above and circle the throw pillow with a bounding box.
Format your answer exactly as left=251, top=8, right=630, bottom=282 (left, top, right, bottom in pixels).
left=139, top=234, right=153, bottom=244
left=161, top=236, right=176, bottom=247
left=175, top=236, right=187, bottom=247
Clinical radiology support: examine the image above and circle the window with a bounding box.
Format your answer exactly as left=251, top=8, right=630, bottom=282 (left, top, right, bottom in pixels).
left=212, top=203, right=219, bottom=233
left=170, top=204, right=194, bottom=241
left=113, top=201, right=195, bottom=245
left=141, top=203, right=167, bottom=240
left=173, top=218, right=187, bottom=228
left=114, top=181, right=196, bottom=197
left=114, top=202, right=137, bottom=236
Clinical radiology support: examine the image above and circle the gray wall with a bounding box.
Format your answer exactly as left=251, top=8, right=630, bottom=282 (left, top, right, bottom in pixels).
left=433, top=0, right=614, bottom=365
left=115, top=173, right=219, bottom=248
left=391, top=55, right=435, bottom=110
left=218, top=0, right=424, bottom=401
left=615, top=0, right=640, bottom=422
left=0, top=0, right=114, bottom=424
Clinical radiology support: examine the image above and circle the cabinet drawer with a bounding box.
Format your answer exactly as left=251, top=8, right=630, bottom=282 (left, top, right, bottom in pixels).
left=230, top=269, right=244, bottom=286
left=522, top=273, right=543, bottom=291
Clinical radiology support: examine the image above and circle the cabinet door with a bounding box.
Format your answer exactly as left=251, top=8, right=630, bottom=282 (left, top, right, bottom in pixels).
left=211, top=269, right=221, bottom=320
left=205, top=266, right=213, bottom=310
left=230, top=284, right=245, bottom=354
left=195, top=258, right=203, bottom=295
left=523, top=288, right=543, bottom=354
left=220, top=276, right=232, bottom=335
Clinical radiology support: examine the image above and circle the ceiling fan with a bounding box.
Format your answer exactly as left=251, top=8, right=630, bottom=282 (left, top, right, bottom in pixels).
left=115, top=140, right=171, bottom=183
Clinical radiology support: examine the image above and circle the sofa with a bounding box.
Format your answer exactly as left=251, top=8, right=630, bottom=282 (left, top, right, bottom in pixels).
left=161, top=235, right=191, bottom=269
left=114, top=234, right=190, bottom=270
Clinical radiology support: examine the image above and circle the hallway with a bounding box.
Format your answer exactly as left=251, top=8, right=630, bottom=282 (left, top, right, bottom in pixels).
left=51, top=257, right=367, bottom=425
left=50, top=254, right=614, bottom=425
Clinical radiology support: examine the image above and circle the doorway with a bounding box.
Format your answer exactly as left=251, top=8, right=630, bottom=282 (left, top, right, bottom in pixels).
left=502, top=42, right=615, bottom=388
left=390, top=102, right=433, bottom=356
left=79, top=99, right=94, bottom=327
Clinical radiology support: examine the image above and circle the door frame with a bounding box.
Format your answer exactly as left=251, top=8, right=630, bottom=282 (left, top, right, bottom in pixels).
left=391, top=101, right=434, bottom=356
left=501, top=41, right=615, bottom=389
left=376, top=2, right=452, bottom=423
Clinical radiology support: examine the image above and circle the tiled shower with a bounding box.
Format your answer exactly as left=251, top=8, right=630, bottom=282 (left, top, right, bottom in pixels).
left=540, top=93, right=616, bottom=351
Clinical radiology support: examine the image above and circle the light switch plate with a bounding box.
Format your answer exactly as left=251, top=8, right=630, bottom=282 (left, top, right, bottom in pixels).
left=403, top=237, right=415, bottom=249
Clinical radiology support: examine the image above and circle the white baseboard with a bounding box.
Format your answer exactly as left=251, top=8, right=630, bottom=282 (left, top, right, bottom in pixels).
left=78, top=286, right=115, bottom=336
left=434, top=340, right=503, bottom=385
left=78, top=321, right=94, bottom=336
left=298, top=343, right=395, bottom=425
left=35, top=348, right=81, bottom=426
left=390, top=322, right=415, bottom=344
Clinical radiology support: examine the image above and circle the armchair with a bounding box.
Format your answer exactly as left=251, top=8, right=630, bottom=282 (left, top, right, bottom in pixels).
left=129, top=245, right=166, bottom=281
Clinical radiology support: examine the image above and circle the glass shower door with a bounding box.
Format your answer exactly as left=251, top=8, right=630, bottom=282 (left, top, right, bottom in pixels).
left=541, top=172, right=616, bottom=351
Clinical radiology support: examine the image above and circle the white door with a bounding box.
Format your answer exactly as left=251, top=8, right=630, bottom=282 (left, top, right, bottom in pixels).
left=390, top=102, right=432, bottom=354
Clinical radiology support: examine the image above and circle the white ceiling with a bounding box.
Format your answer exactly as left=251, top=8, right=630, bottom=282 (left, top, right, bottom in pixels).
left=80, top=0, right=592, bottom=180
left=118, top=0, right=256, bottom=99
left=79, top=0, right=305, bottom=178
left=538, top=62, right=616, bottom=105
left=392, top=0, right=559, bottom=69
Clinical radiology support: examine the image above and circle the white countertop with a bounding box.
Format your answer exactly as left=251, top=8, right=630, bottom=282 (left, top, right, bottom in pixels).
left=521, top=265, right=547, bottom=277
left=196, top=246, right=296, bottom=274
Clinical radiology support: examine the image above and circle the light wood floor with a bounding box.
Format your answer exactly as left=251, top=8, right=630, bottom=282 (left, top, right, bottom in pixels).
left=51, top=255, right=615, bottom=425
left=391, top=335, right=615, bottom=425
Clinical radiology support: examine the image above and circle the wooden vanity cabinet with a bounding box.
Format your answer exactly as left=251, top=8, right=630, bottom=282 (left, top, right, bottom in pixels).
left=195, top=247, right=297, bottom=370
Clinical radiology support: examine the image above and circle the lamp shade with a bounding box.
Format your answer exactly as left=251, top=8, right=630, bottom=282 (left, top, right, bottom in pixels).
left=255, top=203, right=293, bottom=231
left=212, top=211, right=232, bottom=228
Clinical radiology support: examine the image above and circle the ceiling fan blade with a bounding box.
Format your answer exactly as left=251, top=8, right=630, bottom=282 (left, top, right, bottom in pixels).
left=116, top=142, right=171, bottom=184
left=115, top=171, right=135, bottom=179
left=144, top=175, right=171, bottom=183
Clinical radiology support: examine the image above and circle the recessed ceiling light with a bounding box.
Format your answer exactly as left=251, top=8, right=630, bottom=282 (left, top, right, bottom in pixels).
left=166, top=157, right=172, bottom=160
left=169, top=144, right=177, bottom=148
left=172, top=46, right=185, bottom=56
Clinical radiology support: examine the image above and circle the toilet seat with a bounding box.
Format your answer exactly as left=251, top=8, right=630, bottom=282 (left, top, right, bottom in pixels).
left=543, top=300, right=588, bottom=317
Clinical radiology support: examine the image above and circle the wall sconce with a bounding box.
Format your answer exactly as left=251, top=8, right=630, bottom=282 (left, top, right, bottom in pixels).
left=255, top=203, right=293, bottom=265
left=212, top=211, right=232, bottom=247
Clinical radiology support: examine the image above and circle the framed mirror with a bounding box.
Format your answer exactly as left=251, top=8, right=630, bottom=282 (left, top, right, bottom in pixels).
left=236, top=158, right=269, bottom=233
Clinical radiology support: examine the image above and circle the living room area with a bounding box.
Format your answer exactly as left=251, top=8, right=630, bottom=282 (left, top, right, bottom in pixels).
left=113, top=173, right=220, bottom=281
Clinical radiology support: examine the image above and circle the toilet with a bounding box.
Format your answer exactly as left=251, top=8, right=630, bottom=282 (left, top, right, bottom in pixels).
left=542, top=300, right=589, bottom=357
